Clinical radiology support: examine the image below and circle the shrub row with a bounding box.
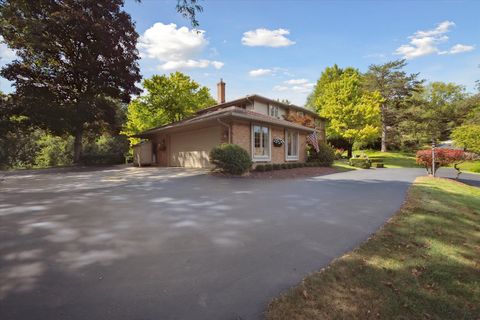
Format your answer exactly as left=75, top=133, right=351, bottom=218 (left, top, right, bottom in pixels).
left=255, top=161, right=329, bottom=172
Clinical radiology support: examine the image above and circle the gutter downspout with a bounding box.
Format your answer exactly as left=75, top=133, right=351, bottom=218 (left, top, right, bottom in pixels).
left=217, top=118, right=231, bottom=144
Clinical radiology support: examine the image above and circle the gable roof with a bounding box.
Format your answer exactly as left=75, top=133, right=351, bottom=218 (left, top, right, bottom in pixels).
left=134, top=106, right=317, bottom=138
left=196, top=94, right=322, bottom=119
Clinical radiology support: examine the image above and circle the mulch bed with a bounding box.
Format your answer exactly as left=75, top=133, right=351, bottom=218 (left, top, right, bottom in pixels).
left=212, top=167, right=339, bottom=179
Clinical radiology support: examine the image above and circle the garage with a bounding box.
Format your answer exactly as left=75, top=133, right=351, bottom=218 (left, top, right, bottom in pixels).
left=169, top=126, right=222, bottom=168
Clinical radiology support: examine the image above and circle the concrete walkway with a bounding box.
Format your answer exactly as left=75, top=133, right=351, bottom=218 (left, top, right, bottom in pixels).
left=0, top=166, right=478, bottom=320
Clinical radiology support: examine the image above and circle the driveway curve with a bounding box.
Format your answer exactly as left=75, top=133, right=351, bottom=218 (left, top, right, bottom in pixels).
left=0, top=166, right=477, bottom=319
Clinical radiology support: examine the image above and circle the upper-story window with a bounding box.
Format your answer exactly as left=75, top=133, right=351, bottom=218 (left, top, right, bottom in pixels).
left=269, top=105, right=279, bottom=118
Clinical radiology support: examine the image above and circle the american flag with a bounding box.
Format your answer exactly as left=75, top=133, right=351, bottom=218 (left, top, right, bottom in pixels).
left=307, top=131, right=319, bottom=153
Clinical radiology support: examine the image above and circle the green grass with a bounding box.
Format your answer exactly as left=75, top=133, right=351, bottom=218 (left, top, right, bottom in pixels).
left=353, top=150, right=421, bottom=168
left=351, top=150, right=480, bottom=174
left=456, top=161, right=480, bottom=174
left=267, top=177, right=480, bottom=319
left=332, top=159, right=358, bottom=172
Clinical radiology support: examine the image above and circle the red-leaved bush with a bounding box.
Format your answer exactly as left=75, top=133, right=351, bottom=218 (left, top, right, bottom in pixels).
left=416, top=149, right=465, bottom=175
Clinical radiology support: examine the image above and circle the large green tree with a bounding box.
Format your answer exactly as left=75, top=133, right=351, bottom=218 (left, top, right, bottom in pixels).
left=316, top=67, right=382, bottom=157
left=451, top=124, right=480, bottom=154
left=416, top=82, right=468, bottom=141
left=364, top=60, right=423, bottom=152
left=123, top=72, right=216, bottom=145
left=0, top=0, right=141, bottom=163
left=306, top=64, right=354, bottom=111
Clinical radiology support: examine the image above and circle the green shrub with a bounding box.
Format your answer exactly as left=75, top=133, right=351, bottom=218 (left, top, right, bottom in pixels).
left=349, top=157, right=372, bottom=169
left=209, top=144, right=253, bottom=175
left=308, top=142, right=335, bottom=166
left=255, top=164, right=266, bottom=172
left=264, top=164, right=273, bottom=171
left=36, top=134, right=74, bottom=167
left=273, top=163, right=281, bottom=170
left=81, top=134, right=129, bottom=165
left=281, top=163, right=288, bottom=169
left=375, top=162, right=385, bottom=168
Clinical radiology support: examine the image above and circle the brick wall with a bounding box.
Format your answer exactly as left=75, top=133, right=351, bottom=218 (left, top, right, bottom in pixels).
left=299, top=133, right=307, bottom=162
left=271, top=126, right=286, bottom=163
left=231, top=121, right=251, bottom=156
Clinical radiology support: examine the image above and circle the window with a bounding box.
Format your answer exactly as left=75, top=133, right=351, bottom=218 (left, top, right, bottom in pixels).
left=269, top=105, right=279, bottom=118
left=285, top=130, right=299, bottom=160
left=252, top=124, right=270, bottom=160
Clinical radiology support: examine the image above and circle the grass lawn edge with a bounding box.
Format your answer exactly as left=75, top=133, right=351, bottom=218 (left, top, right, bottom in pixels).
left=266, top=176, right=480, bottom=319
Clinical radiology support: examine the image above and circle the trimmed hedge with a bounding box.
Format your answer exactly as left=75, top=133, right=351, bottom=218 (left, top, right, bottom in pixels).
left=349, top=157, right=372, bottom=169
left=209, top=144, right=252, bottom=175
left=255, top=161, right=314, bottom=172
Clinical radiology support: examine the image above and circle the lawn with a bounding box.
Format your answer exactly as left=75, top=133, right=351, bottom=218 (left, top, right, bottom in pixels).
left=266, top=177, right=480, bottom=319
left=456, top=160, right=480, bottom=174
left=353, top=150, right=421, bottom=168
left=349, top=149, right=480, bottom=173
left=332, top=159, right=358, bottom=172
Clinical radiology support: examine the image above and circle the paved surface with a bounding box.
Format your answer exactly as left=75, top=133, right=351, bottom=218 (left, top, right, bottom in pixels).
left=0, top=166, right=478, bottom=320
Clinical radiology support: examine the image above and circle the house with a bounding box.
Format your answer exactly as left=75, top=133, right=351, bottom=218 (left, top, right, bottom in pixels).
left=132, top=80, right=326, bottom=168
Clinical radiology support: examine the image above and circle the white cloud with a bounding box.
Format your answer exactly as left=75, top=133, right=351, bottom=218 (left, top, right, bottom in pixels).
left=284, top=78, right=309, bottom=85
left=394, top=20, right=474, bottom=59
left=160, top=59, right=224, bottom=71
left=273, top=85, right=289, bottom=92
left=248, top=67, right=289, bottom=77
left=138, top=22, right=223, bottom=70
left=0, top=36, right=16, bottom=63
left=242, top=28, right=295, bottom=47
left=440, top=44, right=475, bottom=55
left=249, top=68, right=273, bottom=77
left=274, top=80, right=314, bottom=94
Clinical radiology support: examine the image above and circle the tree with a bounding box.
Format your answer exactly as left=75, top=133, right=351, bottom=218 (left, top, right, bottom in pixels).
left=451, top=125, right=480, bottom=154
left=307, top=64, right=354, bottom=112
left=364, top=60, right=423, bottom=152
left=415, top=82, right=468, bottom=142
left=316, top=68, right=382, bottom=158
left=0, top=91, right=40, bottom=168
left=176, top=0, right=204, bottom=27
left=123, top=72, right=216, bottom=145
left=0, top=0, right=141, bottom=163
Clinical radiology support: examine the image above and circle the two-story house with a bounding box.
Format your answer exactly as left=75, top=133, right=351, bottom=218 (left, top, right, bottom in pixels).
left=133, top=80, right=326, bottom=168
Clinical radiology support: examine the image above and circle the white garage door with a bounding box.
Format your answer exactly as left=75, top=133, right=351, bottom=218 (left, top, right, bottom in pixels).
left=170, top=126, right=221, bottom=168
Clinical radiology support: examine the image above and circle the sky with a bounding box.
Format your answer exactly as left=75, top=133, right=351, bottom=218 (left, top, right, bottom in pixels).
left=1, top=0, right=479, bottom=106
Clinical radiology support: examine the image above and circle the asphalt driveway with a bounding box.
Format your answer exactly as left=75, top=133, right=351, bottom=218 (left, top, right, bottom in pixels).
left=0, top=166, right=478, bottom=320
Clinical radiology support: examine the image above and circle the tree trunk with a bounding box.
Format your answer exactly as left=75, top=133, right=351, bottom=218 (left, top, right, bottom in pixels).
left=73, top=129, right=83, bottom=164
left=381, top=104, right=387, bottom=152
left=347, top=144, right=353, bottom=159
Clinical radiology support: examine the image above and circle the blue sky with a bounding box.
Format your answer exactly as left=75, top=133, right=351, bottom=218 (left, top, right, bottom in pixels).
left=1, top=0, right=479, bottom=105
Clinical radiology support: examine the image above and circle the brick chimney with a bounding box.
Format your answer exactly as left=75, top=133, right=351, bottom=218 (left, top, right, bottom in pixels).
left=217, top=79, right=225, bottom=104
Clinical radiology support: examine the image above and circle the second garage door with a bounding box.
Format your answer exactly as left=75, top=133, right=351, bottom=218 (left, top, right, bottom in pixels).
left=170, top=126, right=222, bottom=168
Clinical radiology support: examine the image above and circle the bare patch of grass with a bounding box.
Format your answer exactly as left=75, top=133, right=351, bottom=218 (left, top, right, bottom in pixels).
left=266, top=177, right=480, bottom=319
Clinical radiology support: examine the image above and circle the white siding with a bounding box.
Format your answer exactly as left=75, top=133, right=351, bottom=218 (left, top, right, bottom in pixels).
left=253, top=100, right=269, bottom=115
left=253, top=101, right=287, bottom=119
left=133, top=141, right=153, bottom=165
